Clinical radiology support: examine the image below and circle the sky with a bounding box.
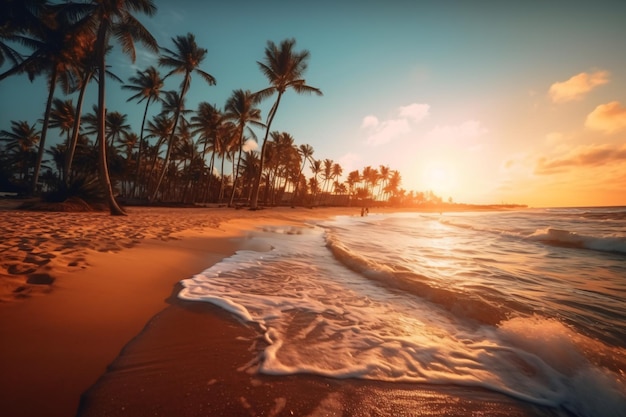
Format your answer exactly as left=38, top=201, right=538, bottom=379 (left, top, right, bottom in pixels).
left=1, top=0, right=626, bottom=207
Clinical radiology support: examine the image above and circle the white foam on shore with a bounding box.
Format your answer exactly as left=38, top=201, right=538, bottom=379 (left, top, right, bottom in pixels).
left=178, top=220, right=626, bottom=417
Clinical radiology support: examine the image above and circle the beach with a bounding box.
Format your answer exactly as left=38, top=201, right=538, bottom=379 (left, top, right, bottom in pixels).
left=2, top=204, right=623, bottom=417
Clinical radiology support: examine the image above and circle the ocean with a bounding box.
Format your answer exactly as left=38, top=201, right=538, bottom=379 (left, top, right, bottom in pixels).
left=179, top=207, right=626, bottom=417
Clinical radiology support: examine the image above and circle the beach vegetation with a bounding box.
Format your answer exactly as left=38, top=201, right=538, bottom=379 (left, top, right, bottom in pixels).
left=249, top=38, right=323, bottom=210
left=122, top=65, right=164, bottom=199
left=151, top=32, right=215, bottom=202
left=0, top=1, right=451, bottom=213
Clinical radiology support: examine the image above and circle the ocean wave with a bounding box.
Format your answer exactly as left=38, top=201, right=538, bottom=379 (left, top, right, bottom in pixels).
left=324, top=231, right=513, bottom=325
left=528, top=228, right=626, bottom=254
left=544, top=206, right=626, bottom=221
left=440, top=217, right=626, bottom=255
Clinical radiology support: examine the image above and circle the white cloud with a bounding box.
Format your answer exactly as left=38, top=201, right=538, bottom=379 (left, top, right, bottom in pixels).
left=398, top=103, right=430, bottom=122
left=361, top=115, right=379, bottom=129
left=548, top=70, right=609, bottom=103
left=361, top=102, right=429, bottom=146
left=585, top=101, right=626, bottom=134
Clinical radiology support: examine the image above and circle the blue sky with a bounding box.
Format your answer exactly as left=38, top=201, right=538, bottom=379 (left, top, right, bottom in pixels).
left=1, top=0, right=626, bottom=206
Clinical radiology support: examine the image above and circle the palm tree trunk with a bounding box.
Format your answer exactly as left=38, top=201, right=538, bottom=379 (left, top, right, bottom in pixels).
left=31, top=67, right=58, bottom=194
left=250, top=93, right=282, bottom=210
left=132, top=98, right=151, bottom=198
left=228, top=131, right=244, bottom=207
left=96, top=22, right=126, bottom=216
left=151, top=75, right=189, bottom=201
left=65, top=71, right=92, bottom=185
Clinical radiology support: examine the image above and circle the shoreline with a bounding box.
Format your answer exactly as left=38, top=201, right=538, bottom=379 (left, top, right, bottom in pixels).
left=0, top=206, right=546, bottom=417
left=0, top=206, right=360, bottom=417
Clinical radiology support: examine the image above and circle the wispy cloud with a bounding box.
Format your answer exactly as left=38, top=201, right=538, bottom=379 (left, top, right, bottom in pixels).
left=548, top=70, right=609, bottom=103
left=361, top=103, right=430, bottom=146
left=398, top=103, right=430, bottom=122
left=585, top=101, right=626, bottom=134
left=535, top=143, right=626, bottom=175
left=425, top=120, right=488, bottom=142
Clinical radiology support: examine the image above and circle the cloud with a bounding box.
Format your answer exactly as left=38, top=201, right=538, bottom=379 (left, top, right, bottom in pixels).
left=535, top=143, right=626, bottom=175
left=585, top=101, right=626, bottom=134
left=242, top=138, right=258, bottom=152
left=425, top=120, right=488, bottom=142
left=365, top=119, right=411, bottom=146
left=398, top=103, right=430, bottom=122
left=548, top=70, right=609, bottom=103
left=361, top=115, right=379, bottom=129
left=361, top=103, right=429, bottom=146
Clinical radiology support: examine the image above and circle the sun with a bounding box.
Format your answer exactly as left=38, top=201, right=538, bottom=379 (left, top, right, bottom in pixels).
left=423, top=163, right=456, bottom=195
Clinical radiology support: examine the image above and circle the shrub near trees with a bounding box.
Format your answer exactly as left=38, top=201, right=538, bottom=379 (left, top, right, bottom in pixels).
left=0, top=1, right=444, bottom=213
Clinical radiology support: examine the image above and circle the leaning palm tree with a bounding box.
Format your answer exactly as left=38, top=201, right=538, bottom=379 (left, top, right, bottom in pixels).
left=250, top=38, right=322, bottom=209
left=223, top=89, right=264, bottom=207
left=122, top=66, right=163, bottom=197
left=151, top=32, right=215, bottom=201
left=63, top=29, right=115, bottom=186
left=90, top=0, right=158, bottom=215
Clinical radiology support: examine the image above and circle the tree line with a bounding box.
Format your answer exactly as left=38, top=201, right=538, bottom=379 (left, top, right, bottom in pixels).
left=0, top=0, right=443, bottom=215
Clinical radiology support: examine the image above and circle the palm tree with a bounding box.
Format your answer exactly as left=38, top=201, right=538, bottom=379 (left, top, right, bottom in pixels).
left=152, top=32, right=215, bottom=201
left=309, top=158, right=322, bottom=205
left=0, top=0, right=46, bottom=71
left=0, top=120, right=40, bottom=182
left=386, top=170, right=402, bottom=202
left=321, top=158, right=334, bottom=199
left=104, top=111, right=131, bottom=148
left=144, top=113, right=174, bottom=197
left=63, top=30, right=114, bottom=186
left=378, top=165, right=390, bottom=201
left=8, top=3, right=92, bottom=194
left=191, top=102, right=222, bottom=202
left=122, top=66, right=163, bottom=197
left=214, top=121, right=237, bottom=202
left=49, top=98, right=76, bottom=146
left=250, top=38, right=322, bottom=209
left=223, top=89, right=264, bottom=207
left=90, top=0, right=158, bottom=215
left=291, top=143, right=314, bottom=206
left=346, top=169, right=360, bottom=206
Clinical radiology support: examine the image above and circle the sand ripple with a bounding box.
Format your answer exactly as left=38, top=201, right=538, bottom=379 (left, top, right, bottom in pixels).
left=0, top=207, right=226, bottom=301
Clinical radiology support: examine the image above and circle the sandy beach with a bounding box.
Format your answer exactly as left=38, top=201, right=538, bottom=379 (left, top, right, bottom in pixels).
left=0, top=204, right=546, bottom=417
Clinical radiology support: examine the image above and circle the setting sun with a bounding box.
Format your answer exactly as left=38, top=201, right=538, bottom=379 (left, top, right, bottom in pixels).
left=423, top=163, right=456, bottom=196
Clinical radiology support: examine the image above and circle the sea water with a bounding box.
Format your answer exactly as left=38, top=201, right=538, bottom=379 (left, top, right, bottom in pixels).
left=179, top=207, right=626, bottom=417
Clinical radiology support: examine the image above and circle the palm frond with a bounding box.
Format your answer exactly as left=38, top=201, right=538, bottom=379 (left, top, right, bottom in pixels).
left=195, top=68, right=216, bottom=86
left=253, top=87, right=276, bottom=101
